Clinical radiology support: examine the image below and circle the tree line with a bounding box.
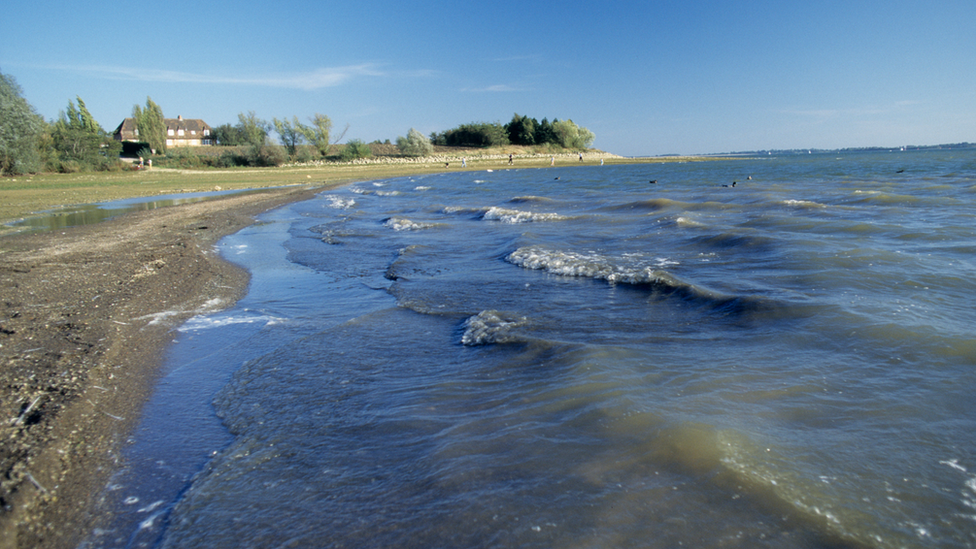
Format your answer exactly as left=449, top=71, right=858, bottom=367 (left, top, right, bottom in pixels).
left=430, top=114, right=595, bottom=150
left=1, top=69, right=597, bottom=175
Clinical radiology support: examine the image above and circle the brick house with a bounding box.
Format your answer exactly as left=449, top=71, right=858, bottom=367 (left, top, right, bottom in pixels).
left=113, top=115, right=213, bottom=147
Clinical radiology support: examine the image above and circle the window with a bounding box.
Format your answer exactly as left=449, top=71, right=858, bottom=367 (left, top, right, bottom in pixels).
left=178, top=129, right=185, bottom=136
left=168, top=129, right=175, bottom=136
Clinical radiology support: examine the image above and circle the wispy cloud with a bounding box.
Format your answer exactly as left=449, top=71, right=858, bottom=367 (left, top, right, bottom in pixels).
left=48, top=63, right=387, bottom=90
left=462, top=84, right=526, bottom=92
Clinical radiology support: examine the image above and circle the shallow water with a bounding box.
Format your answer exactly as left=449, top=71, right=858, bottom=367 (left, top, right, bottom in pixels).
left=6, top=188, right=268, bottom=232
left=89, top=149, right=976, bottom=548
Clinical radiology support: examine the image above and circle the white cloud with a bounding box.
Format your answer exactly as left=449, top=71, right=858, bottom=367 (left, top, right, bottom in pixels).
left=462, top=84, right=525, bottom=92
left=47, top=63, right=387, bottom=90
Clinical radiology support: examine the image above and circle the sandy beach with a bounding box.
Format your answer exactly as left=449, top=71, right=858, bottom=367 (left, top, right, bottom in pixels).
left=0, top=185, right=326, bottom=548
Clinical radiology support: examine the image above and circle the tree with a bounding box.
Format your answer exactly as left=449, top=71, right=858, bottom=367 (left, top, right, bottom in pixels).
left=273, top=116, right=307, bottom=155
left=50, top=96, right=120, bottom=171
left=299, top=113, right=335, bottom=156
left=397, top=128, right=433, bottom=157
left=505, top=113, right=537, bottom=146
left=552, top=119, right=595, bottom=149
left=0, top=70, right=44, bottom=175
left=211, top=123, right=242, bottom=146
left=434, top=122, right=509, bottom=148
left=132, top=97, right=166, bottom=153
left=237, top=111, right=271, bottom=148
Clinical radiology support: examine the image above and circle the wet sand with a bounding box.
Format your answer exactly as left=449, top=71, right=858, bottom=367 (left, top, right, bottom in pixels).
left=0, top=185, right=326, bottom=548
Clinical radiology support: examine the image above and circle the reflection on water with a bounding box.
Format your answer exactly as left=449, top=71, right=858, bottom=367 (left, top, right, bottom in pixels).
left=6, top=189, right=264, bottom=233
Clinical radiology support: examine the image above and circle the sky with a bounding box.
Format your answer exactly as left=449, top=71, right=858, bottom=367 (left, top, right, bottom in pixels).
left=2, top=0, right=974, bottom=156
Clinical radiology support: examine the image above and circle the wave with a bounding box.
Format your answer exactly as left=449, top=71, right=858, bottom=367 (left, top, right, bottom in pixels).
left=483, top=207, right=571, bottom=223
left=506, top=246, right=775, bottom=316
left=383, top=217, right=442, bottom=231
left=460, top=310, right=530, bottom=346
left=675, top=216, right=705, bottom=228
left=322, top=194, right=356, bottom=209
left=781, top=199, right=827, bottom=209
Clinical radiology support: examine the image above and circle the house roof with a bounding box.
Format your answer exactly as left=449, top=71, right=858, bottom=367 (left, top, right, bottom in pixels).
left=113, top=116, right=212, bottom=140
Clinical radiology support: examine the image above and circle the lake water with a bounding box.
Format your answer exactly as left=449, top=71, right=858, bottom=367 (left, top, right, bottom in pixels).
left=87, top=149, right=976, bottom=548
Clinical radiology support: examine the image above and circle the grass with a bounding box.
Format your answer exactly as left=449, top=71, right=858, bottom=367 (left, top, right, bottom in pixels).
left=0, top=148, right=726, bottom=231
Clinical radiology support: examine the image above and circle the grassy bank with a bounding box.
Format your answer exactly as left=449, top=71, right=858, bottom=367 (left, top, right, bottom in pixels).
left=0, top=150, right=725, bottom=231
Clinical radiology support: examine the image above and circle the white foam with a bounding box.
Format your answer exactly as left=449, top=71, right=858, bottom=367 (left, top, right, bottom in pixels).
left=323, top=195, right=355, bottom=209
left=782, top=199, right=826, bottom=208
left=384, top=218, right=438, bottom=231
left=676, top=216, right=705, bottom=228
left=506, top=246, right=677, bottom=286
left=483, top=207, right=569, bottom=223
left=177, top=312, right=284, bottom=332
left=461, top=310, right=528, bottom=346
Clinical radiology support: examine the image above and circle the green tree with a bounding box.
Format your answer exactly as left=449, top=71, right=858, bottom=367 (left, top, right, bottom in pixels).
left=534, top=117, right=555, bottom=145
left=211, top=123, right=242, bottom=146
left=0, top=70, right=44, bottom=175
left=552, top=119, right=595, bottom=149
left=237, top=111, right=271, bottom=148
left=435, top=122, right=509, bottom=148
left=397, top=128, right=433, bottom=157
left=273, top=116, right=307, bottom=155
left=50, top=96, right=120, bottom=171
left=505, top=113, right=537, bottom=145
left=297, top=113, right=335, bottom=156
left=132, top=97, right=166, bottom=153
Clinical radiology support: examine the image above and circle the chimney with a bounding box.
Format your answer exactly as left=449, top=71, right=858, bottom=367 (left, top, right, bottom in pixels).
left=177, top=115, right=183, bottom=121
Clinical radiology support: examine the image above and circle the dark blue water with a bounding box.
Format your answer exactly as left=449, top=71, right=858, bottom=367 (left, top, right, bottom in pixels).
left=89, top=149, right=976, bottom=548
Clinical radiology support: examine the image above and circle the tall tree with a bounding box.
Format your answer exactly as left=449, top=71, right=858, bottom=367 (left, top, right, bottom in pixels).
left=505, top=113, right=536, bottom=145
left=51, top=97, right=105, bottom=163
left=299, top=113, right=335, bottom=156
left=237, top=111, right=270, bottom=148
left=273, top=116, right=307, bottom=155
left=132, top=97, right=166, bottom=153
left=0, top=70, right=44, bottom=175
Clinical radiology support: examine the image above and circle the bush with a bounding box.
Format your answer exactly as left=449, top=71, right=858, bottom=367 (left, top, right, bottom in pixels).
left=341, top=139, right=372, bottom=161
left=247, top=144, right=287, bottom=167
left=294, top=145, right=316, bottom=163
left=165, top=146, right=203, bottom=168
left=396, top=128, right=433, bottom=157
left=58, top=160, right=81, bottom=173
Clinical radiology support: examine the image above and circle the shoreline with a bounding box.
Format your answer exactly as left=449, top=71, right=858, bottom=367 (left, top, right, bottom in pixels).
left=0, top=185, right=328, bottom=548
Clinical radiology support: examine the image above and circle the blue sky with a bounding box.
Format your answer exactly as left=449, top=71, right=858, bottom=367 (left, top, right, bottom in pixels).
left=2, top=0, right=974, bottom=156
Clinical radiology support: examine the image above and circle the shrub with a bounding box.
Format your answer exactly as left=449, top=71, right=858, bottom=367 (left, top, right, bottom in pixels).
left=247, top=144, right=287, bottom=167
left=294, top=145, right=316, bottom=163
left=397, top=128, right=433, bottom=157
left=341, top=139, right=372, bottom=161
